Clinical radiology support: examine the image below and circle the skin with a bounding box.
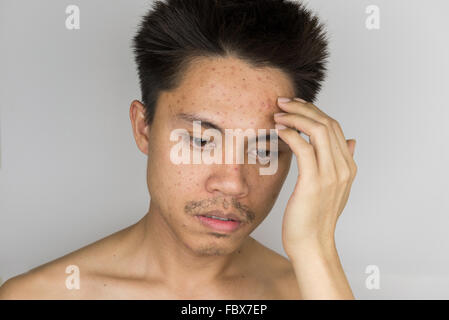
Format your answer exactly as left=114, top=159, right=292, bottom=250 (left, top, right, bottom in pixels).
left=274, top=98, right=357, bottom=299
left=0, top=55, right=357, bottom=299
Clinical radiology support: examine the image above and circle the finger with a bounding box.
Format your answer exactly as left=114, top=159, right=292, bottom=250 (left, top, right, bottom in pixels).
left=275, top=125, right=318, bottom=183
left=278, top=98, right=322, bottom=119
left=278, top=98, right=349, bottom=182
left=332, top=121, right=358, bottom=174
left=347, top=140, right=356, bottom=158
left=274, top=113, right=336, bottom=181
left=311, top=118, right=357, bottom=218
left=299, top=100, right=357, bottom=174
left=304, top=112, right=354, bottom=210
left=335, top=140, right=357, bottom=218
left=327, top=121, right=357, bottom=184
left=321, top=119, right=351, bottom=183
left=336, top=172, right=356, bottom=218
left=280, top=98, right=358, bottom=218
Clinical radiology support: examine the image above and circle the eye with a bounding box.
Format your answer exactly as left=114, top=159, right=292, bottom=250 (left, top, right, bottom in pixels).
left=248, top=149, right=278, bottom=164
left=190, top=136, right=215, bottom=149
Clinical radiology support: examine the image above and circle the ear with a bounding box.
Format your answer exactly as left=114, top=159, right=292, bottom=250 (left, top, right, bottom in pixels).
left=130, top=100, right=150, bottom=155
left=346, top=139, right=357, bottom=157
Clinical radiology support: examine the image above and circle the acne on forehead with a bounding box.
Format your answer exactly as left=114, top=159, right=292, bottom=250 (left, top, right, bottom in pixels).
left=165, top=57, right=294, bottom=117
left=190, top=57, right=288, bottom=86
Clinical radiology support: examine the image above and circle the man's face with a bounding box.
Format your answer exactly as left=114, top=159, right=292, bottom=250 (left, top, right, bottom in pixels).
left=144, top=56, right=295, bottom=256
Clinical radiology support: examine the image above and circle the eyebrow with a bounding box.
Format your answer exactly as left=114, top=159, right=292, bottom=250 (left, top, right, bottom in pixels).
left=174, top=112, right=292, bottom=146
left=175, top=113, right=223, bottom=133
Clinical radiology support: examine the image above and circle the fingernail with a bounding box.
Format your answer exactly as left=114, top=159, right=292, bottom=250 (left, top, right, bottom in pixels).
left=275, top=124, right=287, bottom=130
left=274, top=112, right=288, bottom=117
left=277, top=97, right=291, bottom=104
left=294, top=98, right=307, bottom=103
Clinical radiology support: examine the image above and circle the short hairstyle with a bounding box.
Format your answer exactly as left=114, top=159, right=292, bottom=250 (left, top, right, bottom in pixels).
left=132, top=0, right=329, bottom=125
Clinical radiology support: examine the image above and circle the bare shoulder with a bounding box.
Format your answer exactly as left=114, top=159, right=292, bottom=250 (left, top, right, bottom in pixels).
left=0, top=224, right=135, bottom=300
left=0, top=261, right=80, bottom=299
left=0, top=270, right=45, bottom=299
left=251, top=238, right=302, bottom=300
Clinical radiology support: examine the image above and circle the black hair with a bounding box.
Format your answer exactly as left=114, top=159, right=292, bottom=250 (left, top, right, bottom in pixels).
left=132, top=0, right=329, bottom=125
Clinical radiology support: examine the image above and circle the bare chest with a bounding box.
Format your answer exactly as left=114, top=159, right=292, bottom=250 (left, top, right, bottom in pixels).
left=70, top=277, right=286, bottom=300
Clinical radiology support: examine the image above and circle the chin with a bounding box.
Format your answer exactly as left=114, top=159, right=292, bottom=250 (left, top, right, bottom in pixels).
left=187, top=237, right=240, bottom=257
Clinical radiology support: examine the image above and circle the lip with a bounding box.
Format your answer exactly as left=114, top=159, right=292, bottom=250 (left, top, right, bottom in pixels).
left=195, top=210, right=243, bottom=233
left=199, top=210, right=242, bottom=222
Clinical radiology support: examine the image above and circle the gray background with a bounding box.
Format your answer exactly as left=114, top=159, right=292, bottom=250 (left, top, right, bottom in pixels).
left=1, top=0, right=448, bottom=299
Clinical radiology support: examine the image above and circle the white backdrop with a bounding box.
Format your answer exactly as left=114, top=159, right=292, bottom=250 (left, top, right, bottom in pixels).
left=1, top=0, right=448, bottom=299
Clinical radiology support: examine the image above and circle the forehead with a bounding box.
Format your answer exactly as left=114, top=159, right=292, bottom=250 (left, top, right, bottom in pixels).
left=162, top=56, right=296, bottom=126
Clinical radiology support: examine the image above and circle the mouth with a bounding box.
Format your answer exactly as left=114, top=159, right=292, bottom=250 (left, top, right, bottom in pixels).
left=195, top=210, right=243, bottom=233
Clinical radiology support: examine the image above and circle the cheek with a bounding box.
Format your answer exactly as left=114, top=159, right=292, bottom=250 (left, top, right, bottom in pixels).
left=147, top=138, right=207, bottom=193
left=276, top=152, right=293, bottom=178
left=261, top=175, right=283, bottom=197
left=250, top=162, right=290, bottom=201
left=172, top=167, right=203, bottom=192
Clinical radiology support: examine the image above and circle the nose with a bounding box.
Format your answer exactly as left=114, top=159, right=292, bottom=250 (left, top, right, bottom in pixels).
left=205, top=164, right=249, bottom=198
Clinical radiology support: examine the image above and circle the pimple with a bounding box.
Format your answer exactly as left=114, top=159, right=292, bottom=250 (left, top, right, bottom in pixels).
left=210, top=84, right=215, bottom=88
left=262, top=101, right=271, bottom=109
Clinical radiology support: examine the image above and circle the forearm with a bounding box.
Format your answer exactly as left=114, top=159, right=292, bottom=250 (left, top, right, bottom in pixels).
left=288, top=241, right=355, bottom=300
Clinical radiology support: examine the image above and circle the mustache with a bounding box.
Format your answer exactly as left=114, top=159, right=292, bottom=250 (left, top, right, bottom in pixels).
left=184, top=197, right=256, bottom=223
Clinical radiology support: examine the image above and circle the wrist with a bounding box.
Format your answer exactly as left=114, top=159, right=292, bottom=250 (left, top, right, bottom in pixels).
left=284, top=236, right=354, bottom=300
left=285, top=236, right=339, bottom=264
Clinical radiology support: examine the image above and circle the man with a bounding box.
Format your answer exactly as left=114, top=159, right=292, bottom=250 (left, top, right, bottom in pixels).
left=0, top=0, right=357, bottom=299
